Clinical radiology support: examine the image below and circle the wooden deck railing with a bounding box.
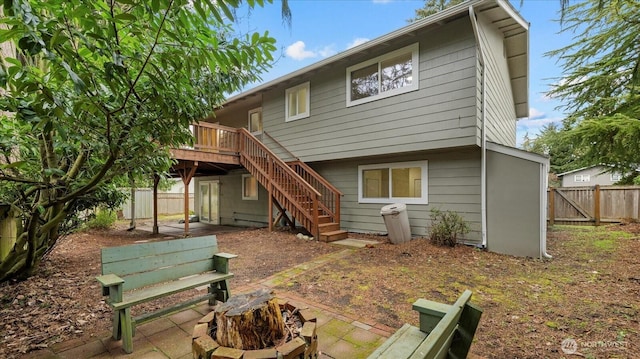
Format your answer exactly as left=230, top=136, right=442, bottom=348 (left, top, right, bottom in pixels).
left=190, top=122, right=239, bottom=153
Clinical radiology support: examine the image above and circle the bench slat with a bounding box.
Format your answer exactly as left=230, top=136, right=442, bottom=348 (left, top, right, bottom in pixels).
left=101, top=236, right=218, bottom=263
left=119, top=259, right=219, bottom=291
left=111, top=271, right=233, bottom=310
left=102, top=247, right=218, bottom=279
left=368, top=323, right=428, bottom=359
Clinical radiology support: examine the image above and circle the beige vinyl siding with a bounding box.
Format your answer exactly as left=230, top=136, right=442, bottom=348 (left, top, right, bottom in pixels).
left=476, top=12, right=517, bottom=146
left=259, top=17, right=479, bottom=163
left=195, top=171, right=269, bottom=227
left=310, top=148, right=482, bottom=244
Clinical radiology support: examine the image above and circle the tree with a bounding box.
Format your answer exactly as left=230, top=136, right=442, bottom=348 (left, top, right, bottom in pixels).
left=0, top=0, right=287, bottom=281
left=408, top=0, right=465, bottom=22
left=522, top=123, right=585, bottom=175
left=546, top=0, right=640, bottom=177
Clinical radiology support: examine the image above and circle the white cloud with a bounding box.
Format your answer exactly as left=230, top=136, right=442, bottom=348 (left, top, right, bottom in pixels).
left=347, top=37, right=370, bottom=49
left=528, top=107, right=546, bottom=120
left=318, top=45, right=337, bottom=58
left=285, top=41, right=317, bottom=60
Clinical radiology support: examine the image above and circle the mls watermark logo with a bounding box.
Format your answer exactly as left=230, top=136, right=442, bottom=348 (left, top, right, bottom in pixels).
left=561, top=338, right=628, bottom=355
left=561, top=338, right=579, bottom=354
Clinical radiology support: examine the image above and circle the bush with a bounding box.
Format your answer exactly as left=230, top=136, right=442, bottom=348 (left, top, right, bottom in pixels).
left=83, top=209, right=117, bottom=230
left=428, top=208, right=470, bottom=247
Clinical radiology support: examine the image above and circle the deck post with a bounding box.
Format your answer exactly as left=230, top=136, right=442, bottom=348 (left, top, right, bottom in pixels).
left=177, top=162, right=198, bottom=236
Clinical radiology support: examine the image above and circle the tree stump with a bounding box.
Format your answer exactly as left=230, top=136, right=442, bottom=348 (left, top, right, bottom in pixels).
left=214, top=288, right=285, bottom=350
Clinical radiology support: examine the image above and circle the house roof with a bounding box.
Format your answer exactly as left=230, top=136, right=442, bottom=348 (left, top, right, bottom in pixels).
left=222, top=0, right=529, bottom=118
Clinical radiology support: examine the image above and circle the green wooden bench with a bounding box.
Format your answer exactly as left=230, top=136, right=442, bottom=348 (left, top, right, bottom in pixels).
left=368, top=290, right=482, bottom=359
left=96, top=235, right=236, bottom=353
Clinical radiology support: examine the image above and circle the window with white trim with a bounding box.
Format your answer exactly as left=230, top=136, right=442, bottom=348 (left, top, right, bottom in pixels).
left=358, top=161, right=428, bottom=204
left=610, top=173, right=622, bottom=182
left=242, top=174, right=258, bottom=200
left=285, top=82, right=310, bottom=122
left=574, top=174, right=590, bottom=183
left=347, top=43, right=419, bottom=107
left=248, top=107, right=262, bottom=135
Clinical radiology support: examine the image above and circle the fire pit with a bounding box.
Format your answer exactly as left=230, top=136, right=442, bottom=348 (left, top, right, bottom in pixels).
left=192, top=288, right=318, bottom=359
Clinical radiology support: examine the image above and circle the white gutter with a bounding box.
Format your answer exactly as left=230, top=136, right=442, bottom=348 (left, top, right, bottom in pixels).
left=468, top=5, right=488, bottom=249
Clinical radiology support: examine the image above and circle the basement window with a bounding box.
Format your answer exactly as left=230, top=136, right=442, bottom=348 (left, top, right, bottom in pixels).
left=242, top=174, right=258, bottom=200
left=358, top=161, right=428, bottom=204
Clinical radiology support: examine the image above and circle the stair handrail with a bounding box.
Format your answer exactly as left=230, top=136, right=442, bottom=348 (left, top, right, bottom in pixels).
left=288, top=160, right=343, bottom=196
left=238, top=129, right=321, bottom=237
left=263, top=130, right=342, bottom=223
left=263, top=130, right=298, bottom=161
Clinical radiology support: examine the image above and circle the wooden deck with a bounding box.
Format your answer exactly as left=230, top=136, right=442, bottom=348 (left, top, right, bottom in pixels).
left=170, top=122, right=346, bottom=241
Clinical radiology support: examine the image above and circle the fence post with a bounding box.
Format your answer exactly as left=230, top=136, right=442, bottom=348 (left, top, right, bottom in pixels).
left=594, top=185, right=601, bottom=226
left=549, top=188, right=555, bottom=226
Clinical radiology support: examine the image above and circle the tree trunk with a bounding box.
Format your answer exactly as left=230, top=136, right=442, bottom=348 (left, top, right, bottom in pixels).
left=214, top=288, right=285, bottom=350
left=128, top=173, right=136, bottom=230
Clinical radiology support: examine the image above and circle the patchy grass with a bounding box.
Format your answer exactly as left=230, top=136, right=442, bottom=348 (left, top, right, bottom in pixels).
left=275, top=225, right=640, bottom=358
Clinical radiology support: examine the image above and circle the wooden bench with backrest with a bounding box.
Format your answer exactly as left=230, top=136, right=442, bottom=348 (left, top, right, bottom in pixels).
left=367, top=290, right=482, bottom=359
left=96, top=235, right=236, bottom=353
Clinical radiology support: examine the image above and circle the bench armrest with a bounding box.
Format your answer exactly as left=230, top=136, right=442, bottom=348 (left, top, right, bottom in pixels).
left=214, top=252, right=237, bottom=274
left=96, top=274, right=125, bottom=302
left=412, top=299, right=452, bottom=333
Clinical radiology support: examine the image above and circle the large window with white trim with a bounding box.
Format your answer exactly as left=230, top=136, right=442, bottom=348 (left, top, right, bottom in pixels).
left=358, top=161, right=428, bottom=204
left=285, top=82, right=310, bottom=122
left=347, top=43, right=419, bottom=107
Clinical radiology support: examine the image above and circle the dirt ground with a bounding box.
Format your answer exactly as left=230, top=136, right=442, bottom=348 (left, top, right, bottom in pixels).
left=1, top=222, right=639, bottom=358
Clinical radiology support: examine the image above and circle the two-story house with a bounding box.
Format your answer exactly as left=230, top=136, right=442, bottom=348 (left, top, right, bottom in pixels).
left=168, top=0, right=551, bottom=259
left=557, top=166, right=624, bottom=187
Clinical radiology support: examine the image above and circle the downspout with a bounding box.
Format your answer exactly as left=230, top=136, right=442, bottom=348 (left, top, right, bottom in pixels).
left=541, top=160, right=552, bottom=258
left=469, top=5, right=488, bottom=248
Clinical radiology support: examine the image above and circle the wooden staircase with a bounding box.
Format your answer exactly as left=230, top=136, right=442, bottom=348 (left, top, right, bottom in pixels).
left=237, top=129, right=347, bottom=242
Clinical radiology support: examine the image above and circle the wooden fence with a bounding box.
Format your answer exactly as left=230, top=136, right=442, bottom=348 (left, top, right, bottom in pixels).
left=548, top=185, right=640, bottom=225
left=121, top=190, right=194, bottom=219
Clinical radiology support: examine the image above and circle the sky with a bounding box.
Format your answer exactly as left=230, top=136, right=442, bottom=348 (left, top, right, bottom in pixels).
left=234, top=0, right=575, bottom=148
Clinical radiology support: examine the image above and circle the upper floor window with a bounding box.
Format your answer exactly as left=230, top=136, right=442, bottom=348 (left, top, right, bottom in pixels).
left=610, top=173, right=622, bottom=182
left=346, top=43, right=419, bottom=107
left=285, top=82, right=310, bottom=122
left=574, top=174, right=590, bottom=183
left=248, top=108, right=262, bottom=135
left=358, top=160, right=428, bottom=204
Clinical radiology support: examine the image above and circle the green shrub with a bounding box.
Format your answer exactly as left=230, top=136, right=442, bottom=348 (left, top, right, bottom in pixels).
left=84, top=209, right=117, bottom=230
left=428, top=208, right=470, bottom=247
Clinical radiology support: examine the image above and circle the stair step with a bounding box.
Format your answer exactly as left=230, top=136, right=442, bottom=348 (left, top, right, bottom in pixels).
left=318, top=222, right=340, bottom=232
left=318, top=215, right=331, bottom=224
left=319, top=230, right=348, bottom=242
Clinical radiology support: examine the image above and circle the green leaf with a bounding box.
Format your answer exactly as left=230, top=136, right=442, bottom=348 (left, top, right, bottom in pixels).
left=0, top=161, right=27, bottom=169
left=61, top=61, right=86, bottom=93
left=114, top=13, right=137, bottom=22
